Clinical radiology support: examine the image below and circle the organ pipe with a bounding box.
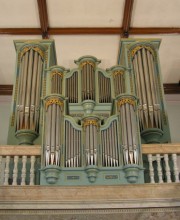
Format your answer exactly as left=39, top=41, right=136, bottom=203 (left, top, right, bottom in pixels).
left=65, top=71, right=78, bottom=103
left=64, top=120, right=82, bottom=167
left=132, top=47, right=162, bottom=131
left=81, top=62, right=95, bottom=101
left=51, top=71, right=63, bottom=94
left=44, top=95, right=64, bottom=166
left=16, top=47, right=44, bottom=133
left=82, top=117, right=100, bottom=166
left=101, top=119, right=119, bottom=167
left=117, top=95, right=139, bottom=165
left=98, top=72, right=111, bottom=103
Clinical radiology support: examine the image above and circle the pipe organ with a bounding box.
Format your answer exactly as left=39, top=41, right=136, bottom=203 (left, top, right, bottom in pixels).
left=8, top=39, right=170, bottom=186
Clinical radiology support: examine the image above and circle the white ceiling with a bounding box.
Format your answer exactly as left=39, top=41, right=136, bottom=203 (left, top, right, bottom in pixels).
left=0, top=0, right=180, bottom=85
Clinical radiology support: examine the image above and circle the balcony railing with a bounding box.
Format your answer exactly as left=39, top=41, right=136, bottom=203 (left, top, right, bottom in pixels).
left=0, top=145, right=41, bottom=186
left=142, top=144, right=180, bottom=184
left=0, top=144, right=179, bottom=186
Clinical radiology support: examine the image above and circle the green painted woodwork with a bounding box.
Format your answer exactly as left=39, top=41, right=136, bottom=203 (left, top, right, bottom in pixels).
left=118, top=38, right=171, bottom=144
left=7, top=39, right=172, bottom=186
left=7, top=40, right=57, bottom=145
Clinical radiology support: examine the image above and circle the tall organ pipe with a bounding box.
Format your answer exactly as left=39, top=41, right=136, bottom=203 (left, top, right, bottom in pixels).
left=117, top=95, right=140, bottom=165
left=64, top=120, right=82, bottom=168
left=81, top=62, right=95, bottom=101
left=82, top=117, right=100, bottom=166
left=51, top=71, right=63, bottom=94
left=16, top=47, right=44, bottom=134
left=101, top=119, right=119, bottom=167
left=132, top=47, right=162, bottom=130
left=44, top=95, right=64, bottom=167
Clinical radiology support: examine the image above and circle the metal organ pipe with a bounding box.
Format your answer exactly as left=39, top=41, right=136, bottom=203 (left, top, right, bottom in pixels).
left=16, top=47, right=43, bottom=133
left=44, top=97, right=64, bottom=166
left=65, top=72, right=78, bottom=103
left=101, top=120, right=119, bottom=167
left=113, top=71, right=125, bottom=96
left=83, top=118, right=99, bottom=166
left=51, top=71, right=63, bottom=94
left=64, top=120, right=82, bottom=168
left=117, top=97, right=139, bottom=165
left=81, top=62, right=95, bottom=101
left=132, top=47, right=162, bottom=130
left=98, top=72, right=111, bottom=103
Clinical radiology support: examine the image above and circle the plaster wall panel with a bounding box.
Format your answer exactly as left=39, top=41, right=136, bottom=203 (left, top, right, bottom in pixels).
left=47, top=0, right=124, bottom=27
left=52, top=35, right=120, bottom=69
left=0, top=0, right=40, bottom=28
left=131, top=0, right=180, bottom=27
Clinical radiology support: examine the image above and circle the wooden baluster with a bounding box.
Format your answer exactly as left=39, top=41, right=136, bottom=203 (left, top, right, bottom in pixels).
left=147, top=154, right=155, bottom=183
left=21, top=156, right=27, bottom=185
left=30, top=156, right=35, bottom=185
left=156, top=154, right=163, bottom=183
left=164, top=154, right=172, bottom=183
left=172, top=154, right=179, bottom=183
left=4, top=156, right=10, bottom=185
left=0, top=156, right=2, bottom=185
left=12, top=156, right=19, bottom=185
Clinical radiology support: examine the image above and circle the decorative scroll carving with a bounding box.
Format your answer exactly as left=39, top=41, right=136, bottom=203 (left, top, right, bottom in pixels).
left=51, top=71, right=63, bottom=78
left=117, top=98, right=135, bottom=107
left=80, top=61, right=95, bottom=69
left=83, top=119, right=99, bottom=128
left=131, top=45, right=155, bottom=58
left=45, top=98, right=64, bottom=110
left=20, top=46, right=44, bottom=60
left=113, top=70, right=124, bottom=77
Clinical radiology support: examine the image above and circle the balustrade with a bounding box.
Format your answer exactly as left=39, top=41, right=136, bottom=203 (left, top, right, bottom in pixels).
left=143, top=144, right=180, bottom=183
left=0, top=144, right=179, bottom=186
left=0, top=146, right=40, bottom=186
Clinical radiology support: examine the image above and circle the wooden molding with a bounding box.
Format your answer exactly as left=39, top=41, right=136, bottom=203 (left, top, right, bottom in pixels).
left=0, top=27, right=180, bottom=35
left=0, top=84, right=180, bottom=96
left=37, top=0, right=49, bottom=39
left=129, top=27, right=180, bottom=35
left=0, top=28, right=41, bottom=35
left=122, top=0, right=134, bottom=38
left=0, top=85, right=13, bottom=95
left=48, top=27, right=123, bottom=35
left=164, top=83, right=180, bottom=94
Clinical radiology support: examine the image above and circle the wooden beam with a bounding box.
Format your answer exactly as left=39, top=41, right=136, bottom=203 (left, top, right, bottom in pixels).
left=0, top=83, right=180, bottom=96
left=122, top=0, right=134, bottom=38
left=129, top=27, right=180, bottom=35
left=48, top=27, right=123, bottom=35
left=0, top=27, right=180, bottom=35
left=0, top=85, right=13, bottom=95
left=0, top=28, right=41, bottom=35
left=163, top=83, right=180, bottom=94
left=37, top=0, right=49, bottom=39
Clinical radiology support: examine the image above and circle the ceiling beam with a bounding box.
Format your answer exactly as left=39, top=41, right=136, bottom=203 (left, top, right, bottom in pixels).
left=129, top=27, right=180, bottom=35
left=1, top=27, right=180, bottom=35
left=0, top=85, right=13, bottom=96
left=163, top=83, right=180, bottom=94
left=0, top=28, right=41, bottom=35
left=122, top=0, right=134, bottom=38
left=37, top=0, right=49, bottom=39
left=48, top=28, right=123, bottom=35
left=0, top=84, right=180, bottom=96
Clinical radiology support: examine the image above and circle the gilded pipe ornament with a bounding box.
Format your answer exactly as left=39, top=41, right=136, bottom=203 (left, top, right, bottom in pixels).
left=45, top=98, right=64, bottom=110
